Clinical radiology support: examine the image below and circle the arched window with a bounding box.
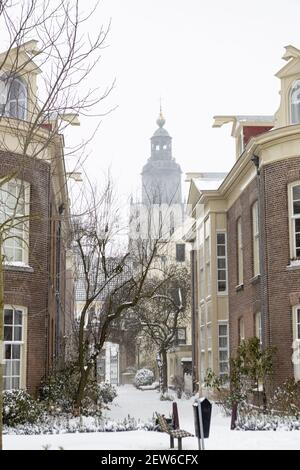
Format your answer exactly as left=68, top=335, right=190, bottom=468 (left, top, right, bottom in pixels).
left=0, top=75, right=27, bottom=120
left=290, top=80, right=300, bottom=124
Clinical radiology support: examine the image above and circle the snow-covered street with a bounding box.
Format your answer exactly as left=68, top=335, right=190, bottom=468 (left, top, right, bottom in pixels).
left=4, top=385, right=300, bottom=450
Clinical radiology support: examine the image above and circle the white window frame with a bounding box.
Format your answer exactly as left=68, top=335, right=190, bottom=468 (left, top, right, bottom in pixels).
left=237, top=217, right=244, bottom=286
left=216, top=231, right=228, bottom=294
left=255, top=312, right=262, bottom=346
left=290, top=80, right=300, bottom=125
left=0, top=178, right=30, bottom=265
left=218, top=322, right=229, bottom=379
left=0, top=75, right=27, bottom=120
left=252, top=201, right=260, bottom=276
left=3, top=305, right=27, bottom=390
left=288, top=181, right=300, bottom=260
left=238, top=317, right=245, bottom=344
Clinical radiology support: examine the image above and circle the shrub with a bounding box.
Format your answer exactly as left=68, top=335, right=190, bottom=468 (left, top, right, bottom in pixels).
left=3, top=390, right=41, bottom=426
left=269, top=378, right=300, bottom=417
left=39, top=367, right=77, bottom=414
left=133, top=368, right=154, bottom=388
left=98, top=382, right=118, bottom=404
left=39, top=367, right=117, bottom=416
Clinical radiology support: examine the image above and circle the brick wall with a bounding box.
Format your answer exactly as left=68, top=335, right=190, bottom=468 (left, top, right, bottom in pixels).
left=227, top=178, right=261, bottom=353
left=227, top=156, right=300, bottom=386
left=1, top=150, right=68, bottom=395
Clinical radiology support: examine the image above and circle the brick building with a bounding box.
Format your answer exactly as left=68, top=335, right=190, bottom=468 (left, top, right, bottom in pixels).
left=1, top=42, right=74, bottom=394
left=187, top=45, right=300, bottom=390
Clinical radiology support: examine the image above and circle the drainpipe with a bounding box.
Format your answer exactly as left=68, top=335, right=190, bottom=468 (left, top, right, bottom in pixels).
left=251, top=155, right=268, bottom=349
left=190, top=249, right=197, bottom=393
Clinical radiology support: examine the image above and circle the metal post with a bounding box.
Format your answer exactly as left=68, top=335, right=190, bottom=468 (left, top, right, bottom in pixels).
left=198, top=400, right=205, bottom=451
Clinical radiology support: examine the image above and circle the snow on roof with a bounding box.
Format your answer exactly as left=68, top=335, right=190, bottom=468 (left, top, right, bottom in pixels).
left=235, top=115, right=274, bottom=123
left=191, top=172, right=227, bottom=192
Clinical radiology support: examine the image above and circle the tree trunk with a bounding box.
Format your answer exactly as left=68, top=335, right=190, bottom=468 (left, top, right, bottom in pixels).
left=74, top=365, right=91, bottom=414
left=262, top=384, right=268, bottom=413
left=230, top=402, right=238, bottom=430
left=161, top=349, right=168, bottom=394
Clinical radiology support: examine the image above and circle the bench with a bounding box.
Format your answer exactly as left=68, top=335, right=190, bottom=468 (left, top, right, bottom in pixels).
left=156, top=413, right=193, bottom=450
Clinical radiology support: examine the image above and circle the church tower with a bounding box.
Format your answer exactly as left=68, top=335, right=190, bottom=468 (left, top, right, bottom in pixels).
left=142, top=109, right=182, bottom=205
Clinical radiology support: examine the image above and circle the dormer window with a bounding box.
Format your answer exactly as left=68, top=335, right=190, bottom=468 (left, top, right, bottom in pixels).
left=0, top=75, right=27, bottom=120
left=290, top=80, right=300, bottom=124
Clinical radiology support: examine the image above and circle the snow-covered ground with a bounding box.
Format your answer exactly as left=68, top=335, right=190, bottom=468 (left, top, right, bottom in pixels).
left=4, top=385, right=300, bottom=450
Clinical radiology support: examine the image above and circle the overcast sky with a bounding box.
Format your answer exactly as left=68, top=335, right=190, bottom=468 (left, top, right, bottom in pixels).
left=57, top=0, right=300, bottom=201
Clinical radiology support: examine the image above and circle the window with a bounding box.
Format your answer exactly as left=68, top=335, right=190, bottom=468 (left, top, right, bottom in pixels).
left=237, top=218, right=244, bottom=285
left=217, top=232, right=227, bottom=292
left=290, top=183, right=300, bottom=259
left=199, top=268, right=204, bottom=300
left=3, top=306, right=26, bottom=390
left=252, top=201, right=260, bottom=276
left=291, top=80, right=300, bottom=124
left=219, top=323, right=229, bottom=379
left=238, top=317, right=245, bottom=344
left=174, top=327, right=186, bottom=345
left=176, top=243, right=185, bottom=262
left=0, top=75, right=27, bottom=120
left=0, top=179, right=30, bottom=263
left=255, top=312, right=262, bottom=345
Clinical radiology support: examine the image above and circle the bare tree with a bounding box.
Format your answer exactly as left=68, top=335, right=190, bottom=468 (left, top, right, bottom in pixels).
left=133, top=265, right=190, bottom=394
left=70, top=177, right=176, bottom=412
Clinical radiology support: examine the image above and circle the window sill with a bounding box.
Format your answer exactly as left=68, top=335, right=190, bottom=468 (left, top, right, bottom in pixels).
left=287, top=261, right=300, bottom=271
left=250, top=274, right=261, bottom=285
left=235, top=284, right=244, bottom=292
left=4, top=263, right=34, bottom=273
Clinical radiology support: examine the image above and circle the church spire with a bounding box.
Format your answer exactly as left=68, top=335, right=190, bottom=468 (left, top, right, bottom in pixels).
left=156, top=101, right=166, bottom=128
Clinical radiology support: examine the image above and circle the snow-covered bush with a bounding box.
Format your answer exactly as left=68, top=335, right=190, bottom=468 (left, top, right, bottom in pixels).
left=39, top=367, right=76, bottom=414
left=39, top=367, right=116, bottom=416
left=269, top=379, right=300, bottom=417
left=236, top=407, right=300, bottom=431
left=3, top=414, right=156, bottom=435
left=133, top=368, right=154, bottom=388
left=160, top=391, right=176, bottom=401
left=3, top=390, right=41, bottom=426
left=98, top=382, right=117, bottom=404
